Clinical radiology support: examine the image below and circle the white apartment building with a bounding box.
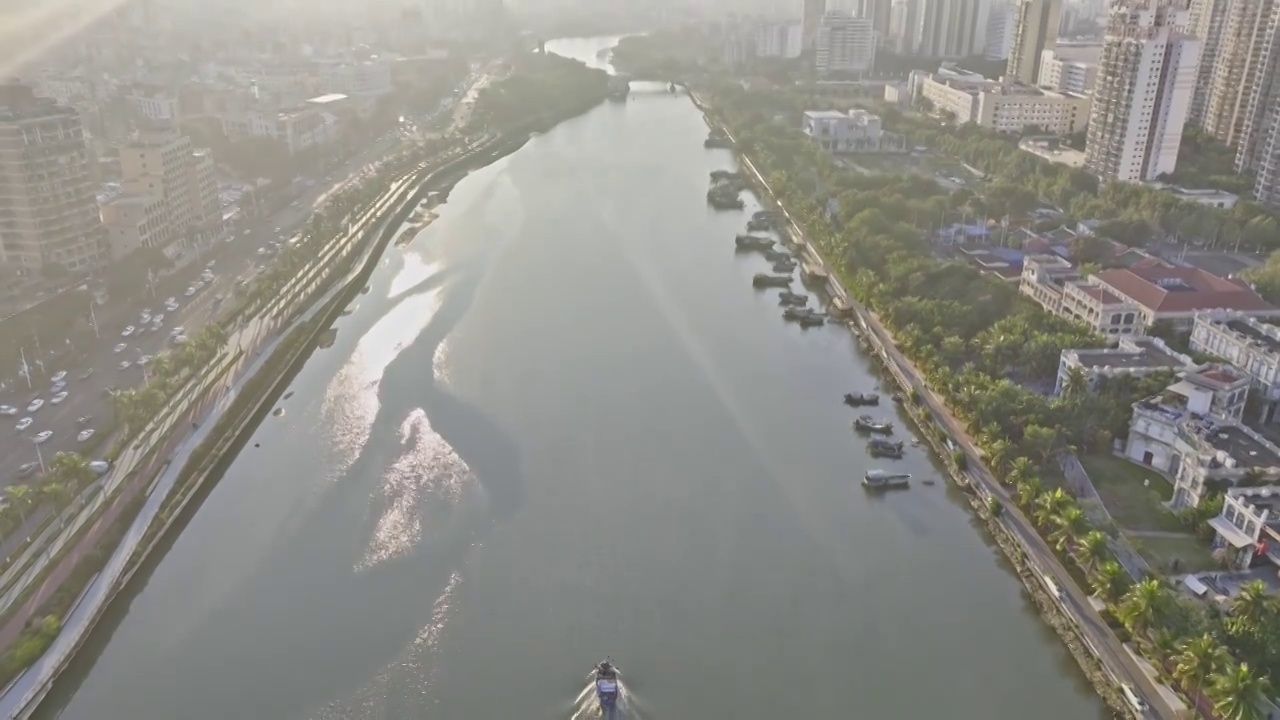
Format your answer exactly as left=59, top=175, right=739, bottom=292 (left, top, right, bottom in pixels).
left=915, top=74, right=1091, bottom=134
left=756, top=22, right=804, bottom=58
left=1084, top=0, right=1200, bottom=182
left=113, top=129, right=222, bottom=254
left=1123, top=365, right=1276, bottom=510
left=99, top=194, right=166, bottom=258
left=1038, top=49, right=1100, bottom=94
left=1202, top=0, right=1276, bottom=149
left=985, top=1, right=1016, bottom=60
left=125, top=84, right=180, bottom=123
left=1055, top=336, right=1194, bottom=394
left=1187, top=0, right=1231, bottom=127
left=816, top=13, right=876, bottom=75
left=1191, top=311, right=1280, bottom=422
left=801, top=109, right=905, bottom=152
left=1235, top=4, right=1280, bottom=207
left=1211, top=487, right=1280, bottom=570
left=1007, top=0, right=1062, bottom=84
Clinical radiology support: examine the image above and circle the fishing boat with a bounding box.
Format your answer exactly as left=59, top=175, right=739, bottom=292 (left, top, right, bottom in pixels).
left=798, top=315, right=825, bottom=328
left=843, top=392, right=880, bottom=407
left=778, top=290, right=808, bottom=306
left=867, top=438, right=905, bottom=458
left=753, top=274, right=791, bottom=288
left=863, top=469, right=911, bottom=489
left=783, top=307, right=817, bottom=322
left=735, top=234, right=774, bottom=251
left=853, top=415, right=893, bottom=434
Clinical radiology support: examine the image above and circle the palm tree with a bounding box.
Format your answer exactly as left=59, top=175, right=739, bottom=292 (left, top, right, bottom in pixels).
left=1033, top=488, right=1071, bottom=529
left=1006, top=457, right=1035, bottom=489
left=1074, top=530, right=1109, bottom=574
left=1208, top=662, right=1273, bottom=720
left=1089, top=560, right=1128, bottom=604
left=1015, top=477, right=1043, bottom=508
left=1061, top=365, right=1088, bottom=398
left=1050, top=504, right=1088, bottom=552
left=1117, top=579, right=1170, bottom=639
left=1229, top=580, right=1274, bottom=627
left=49, top=452, right=95, bottom=491
left=3, top=485, right=34, bottom=524
left=1173, top=633, right=1229, bottom=699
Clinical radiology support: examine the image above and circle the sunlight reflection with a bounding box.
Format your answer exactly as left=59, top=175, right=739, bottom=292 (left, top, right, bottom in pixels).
left=320, top=288, right=442, bottom=480
left=357, top=409, right=472, bottom=571
left=389, top=253, right=439, bottom=298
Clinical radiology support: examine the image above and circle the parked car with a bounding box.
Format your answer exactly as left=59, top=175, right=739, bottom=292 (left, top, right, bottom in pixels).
left=16, top=462, right=38, bottom=478
left=171, top=335, right=189, bottom=345
left=113, top=343, right=128, bottom=354
left=0, top=405, right=16, bottom=416
left=152, top=313, right=165, bottom=325
left=89, top=460, right=110, bottom=475
left=1120, top=684, right=1148, bottom=715
left=50, top=391, right=68, bottom=405
left=77, top=415, right=93, bottom=426
left=50, top=371, right=67, bottom=383
left=118, top=361, right=132, bottom=371
left=184, top=287, right=196, bottom=297
left=14, top=417, right=33, bottom=432
left=121, top=326, right=135, bottom=337
left=137, top=355, right=152, bottom=366
left=76, top=429, right=95, bottom=443
left=51, top=381, right=66, bottom=394
left=33, top=430, right=52, bottom=444
left=25, top=399, right=42, bottom=413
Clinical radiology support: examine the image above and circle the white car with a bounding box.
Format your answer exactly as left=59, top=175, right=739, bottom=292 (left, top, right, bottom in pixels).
left=152, top=313, right=165, bottom=325
left=26, top=399, right=43, bottom=413
left=33, top=430, right=52, bottom=444
left=201, top=271, right=214, bottom=281
left=0, top=405, right=16, bottom=416
left=1120, top=684, right=1148, bottom=715
left=51, top=381, right=66, bottom=394
left=171, top=335, right=189, bottom=345
left=50, top=371, right=67, bottom=383
left=14, top=417, right=32, bottom=432
left=164, top=302, right=179, bottom=312
left=121, top=326, right=135, bottom=337
left=184, top=287, right=196, bottom=297
left=118, top=361, right=132, bottom=371
left=89, top=460, right=110, bottom=475
left=113, top=343, right=128, bottom=354
left=140, top=313, right=151, bottom=324
left=137, top=355, right=152, bottom=366
left=76, top=429, right=95, bottom=443
left=50, top=391, right=68, bottom=405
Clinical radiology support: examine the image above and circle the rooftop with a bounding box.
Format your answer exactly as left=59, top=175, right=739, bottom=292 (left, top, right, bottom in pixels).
left=306, top=93, right=349, bottom=105
left=1074, top=284, right=1125, bottom=305
left=1072, top=337, right=1188, bottom=370
left=1231, top=487, right=1280, bottom=519
left=803, top=110, right=850, bottom=120
left=1095, top=266, right=1273, bottom=315
left=1205, top=425, right=1280, bottom=469
left=1202, top=313, right=1280, bottom=354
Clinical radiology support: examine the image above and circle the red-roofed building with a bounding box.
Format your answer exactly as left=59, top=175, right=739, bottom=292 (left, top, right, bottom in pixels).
left=1093, top=266, right=1276, bottom=329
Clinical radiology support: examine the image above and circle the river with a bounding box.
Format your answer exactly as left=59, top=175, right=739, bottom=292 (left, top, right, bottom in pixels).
left=38, top=37, right=1106, bottom=720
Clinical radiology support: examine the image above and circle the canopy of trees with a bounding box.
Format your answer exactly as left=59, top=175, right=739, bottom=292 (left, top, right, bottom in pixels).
left=472, top=52, right=609, bottom=132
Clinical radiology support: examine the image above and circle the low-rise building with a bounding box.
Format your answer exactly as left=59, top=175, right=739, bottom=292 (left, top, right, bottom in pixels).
left=1092, top=266, right=1275, bottom=330
left=1191, top=311, right=1280, bottom=423
left=315, top=58, right=392, bottom=98
left=800, top=109, right=905, bottom=153
left=914, top=73, right=1092, bottom=135
left=1210, top=487, right=1280, bottom=570
left=125, top=83, right=181, bottom=123
left=1125, top=365, right=1273, bottom=509
left=1019, top=255, right=1144, bottom=336
left=1020, top=254, right=1078, bottom=313
left=1055, top=336, right=1195, bottom=394
left=1143, top=182, right=1239, bottom=209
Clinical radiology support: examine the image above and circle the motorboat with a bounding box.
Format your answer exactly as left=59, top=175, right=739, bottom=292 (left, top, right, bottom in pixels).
left=843, top=392, right=880, bottom=407
left=735, top=234, right=774, bottom=251
left=772, top=258, right=798, bottom=273
left=752, top=210, right=783, bottom=222
left=798, top=315, right=825, bottom=328
left=864, top=469, right=911, bottom=489
left=783, top=307, right=817, bottom=322
left=868, top=438, right=905, bottom=458
left=595, top=660, right=619, bottom=713
left=707, top=188, right=744, bottom=209
left=746, top=218, right=772, bottom=232
left=778, top=291, right=808, bottom=307
left=763, top=248, right=792, bottom=263
left=753, top=274, right=791, bottom=288
left=853, top=415, right=893, bottom=434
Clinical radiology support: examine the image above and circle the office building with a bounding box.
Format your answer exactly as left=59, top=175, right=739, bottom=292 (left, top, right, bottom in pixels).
left=1007, top=0, right=1062, bottom=84
left=917, top=0, right=990, bottom=58
left=756, top=22, right=804, bottom=58
left=816, top=13, right=877, bottom=74
left=113, top=128, right=221, bottom=253
left=1187, top=0, right=1232, bottom=126
left=1084, top=0, right=1200, bottom=182
left=986, top=2, right=1017, bottom=60
left=915, top=73, right=1091, bottom=133
left=804, top=0, right=828, bottom=48
left=0, top=83, right=106, bottom=275
left=1203, top=0, right=1277, bottom=148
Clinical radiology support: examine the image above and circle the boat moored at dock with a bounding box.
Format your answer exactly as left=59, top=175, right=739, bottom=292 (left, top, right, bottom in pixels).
left=735, top=234, right=774, bottom=251
left=853, top=415, right=893, bottom=434
left=843, top=392, right=879, bottom=407
left=778, top=290, right=808, bottom=306
left=867, top=438, right=905, bottom=458
left=753, top=273, right=792, bottom=288
left=863, top=469, right=911, bottom=489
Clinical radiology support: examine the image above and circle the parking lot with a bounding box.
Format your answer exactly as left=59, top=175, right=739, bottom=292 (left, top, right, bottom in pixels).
left=0, top=134, right=406, bottom=487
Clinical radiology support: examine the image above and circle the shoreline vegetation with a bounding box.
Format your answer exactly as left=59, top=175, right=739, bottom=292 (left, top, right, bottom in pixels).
left=687, top=78, right=1278, bottom=718
left=0, top=53, right=611, bottom=715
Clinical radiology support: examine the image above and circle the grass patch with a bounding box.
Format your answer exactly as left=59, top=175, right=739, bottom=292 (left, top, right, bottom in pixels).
left=1131, top=534, right=1217, bottom=574
left=1080, top=454, right=1184, bottom=533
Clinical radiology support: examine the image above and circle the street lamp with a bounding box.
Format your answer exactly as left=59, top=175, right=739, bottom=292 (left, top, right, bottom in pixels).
left=33, top=438, right=46, bottom=476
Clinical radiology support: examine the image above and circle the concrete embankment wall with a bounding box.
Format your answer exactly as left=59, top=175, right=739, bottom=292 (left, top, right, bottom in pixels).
left=689, top=92, right=1134, bottom=715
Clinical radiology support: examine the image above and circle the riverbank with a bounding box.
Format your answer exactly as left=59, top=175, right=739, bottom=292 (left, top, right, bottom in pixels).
left=689, top=91, right=1149, bottom=719
left=2, top=90, right=607, bottom=720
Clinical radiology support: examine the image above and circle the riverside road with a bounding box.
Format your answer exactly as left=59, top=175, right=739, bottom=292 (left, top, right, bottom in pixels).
left=37, top=38, right=1108, bottom=720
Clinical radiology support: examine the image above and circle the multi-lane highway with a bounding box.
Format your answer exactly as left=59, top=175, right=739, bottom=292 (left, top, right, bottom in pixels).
left=0, top=133, right=408, bottom=488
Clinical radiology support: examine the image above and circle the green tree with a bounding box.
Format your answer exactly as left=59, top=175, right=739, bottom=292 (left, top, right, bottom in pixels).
left=1173, top=633, right=1230, bottom=699
left=1208, top=662, right=1273, bottom=720
left=1089, top=560, right=1128, bottom=604
left=1116, top=579, right=1171, bottom=639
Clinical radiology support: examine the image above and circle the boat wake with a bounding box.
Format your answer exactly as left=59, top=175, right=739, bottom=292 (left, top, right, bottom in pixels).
left=569, top=672, right=647, bottom=720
